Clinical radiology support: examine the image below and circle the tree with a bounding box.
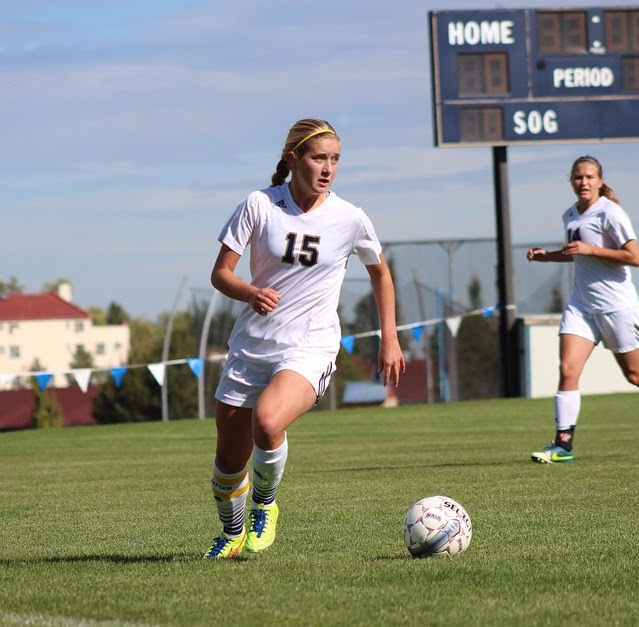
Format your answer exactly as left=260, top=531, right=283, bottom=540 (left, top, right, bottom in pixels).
left=29, top=359, right=63, bottom=428
left=343, top=256, right=404, bottom=375
left=129, top=318, right=162, bottom=363
left=88, top=306, right=107, bottom=325
left=468, top=274, right=482, bottom=309
left=32, top=386, right=63, bottom=428
left=456, top=275, right=500, bottom=400
left=347, top=290, right=380, bottom=365
left=30, top=358, right=45, bottom=372
left=0, top=277, right=23, bottom=296
left=42, top=278, right=71, bottom=292
left=161, top=311, right=199, bottom=420
left=106, top=302, right=129, bottom=325
left=92, top=310, right=200, bottom=423
left=92, top=368, right=162, bottom=424
left=70, top=346, right=94, bottom=369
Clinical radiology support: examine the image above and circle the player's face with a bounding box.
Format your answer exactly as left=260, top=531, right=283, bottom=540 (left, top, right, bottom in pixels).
left=571, top=162, right=603, bottom=208
left=290, top=136, right=340, bottom=197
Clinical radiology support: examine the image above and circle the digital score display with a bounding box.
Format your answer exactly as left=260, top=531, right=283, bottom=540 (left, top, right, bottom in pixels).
left=429, top=7, right=639, bottom=146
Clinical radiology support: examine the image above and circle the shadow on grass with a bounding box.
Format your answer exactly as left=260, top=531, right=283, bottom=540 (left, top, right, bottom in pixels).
left=366, top=554, right=410, bottom=562
left=0, top=552, right=206, bottom=566
left=301, top=460, right=514, bottom=474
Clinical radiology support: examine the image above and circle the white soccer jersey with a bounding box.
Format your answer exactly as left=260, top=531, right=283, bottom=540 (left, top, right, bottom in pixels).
left=218, top=184, right=382, bottom=362
left=563, top=196, right=639, bottom=313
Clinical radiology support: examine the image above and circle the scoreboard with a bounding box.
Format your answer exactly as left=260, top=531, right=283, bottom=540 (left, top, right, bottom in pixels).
left=429, top=7, right=639, bottom=146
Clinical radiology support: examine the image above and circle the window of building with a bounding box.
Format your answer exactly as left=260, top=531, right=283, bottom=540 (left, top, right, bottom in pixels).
left=75, top=321, right=85, bottom=332
left=9, top=323, right=19, bottom=334
left=10, top=346, right=20, bottom=358
left=96, top=343, right=105, bottom=355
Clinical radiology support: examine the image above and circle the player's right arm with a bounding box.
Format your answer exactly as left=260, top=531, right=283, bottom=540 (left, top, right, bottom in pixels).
left=527, top=247, right=573, bottom=263
left=211, top=244, right=280, bottom=316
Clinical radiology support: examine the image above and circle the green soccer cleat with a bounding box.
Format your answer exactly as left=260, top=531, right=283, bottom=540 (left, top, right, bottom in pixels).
left=246, top=502, right=279, bottom=553
left=531, top=443, right=574, bottom=464
left=204, top=528, right=247, bottom=559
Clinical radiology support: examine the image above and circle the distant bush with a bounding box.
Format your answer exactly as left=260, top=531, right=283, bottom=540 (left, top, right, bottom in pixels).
left=32, top=386, right=63, bottom=428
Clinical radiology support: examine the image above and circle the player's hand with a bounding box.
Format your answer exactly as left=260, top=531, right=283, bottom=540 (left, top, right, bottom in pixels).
left=379, top=338, right=405, bottom=388
left=527, top=247, right=546, bottom=261
left=249, top=287, right=280, bottom=316
left=562, top=241, right=592, bottom=256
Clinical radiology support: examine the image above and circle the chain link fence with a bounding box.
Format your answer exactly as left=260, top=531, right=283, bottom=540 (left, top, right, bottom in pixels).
left=197, top=237, right=639, bottom=409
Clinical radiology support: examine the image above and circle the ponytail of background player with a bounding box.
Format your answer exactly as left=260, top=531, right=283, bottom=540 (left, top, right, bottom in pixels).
left=204, top=118, right=405, bottom=558
left=527, top=155, right=639, bottom=464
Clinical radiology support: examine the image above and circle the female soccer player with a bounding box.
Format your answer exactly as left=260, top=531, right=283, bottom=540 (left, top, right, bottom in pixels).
left=204, top=119, right=405, bottom=558
left=527, top=155, right=639, bottom=464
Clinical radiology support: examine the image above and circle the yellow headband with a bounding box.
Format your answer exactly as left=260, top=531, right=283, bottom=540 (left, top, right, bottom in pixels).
left=291, top=128, right=336, bottom=153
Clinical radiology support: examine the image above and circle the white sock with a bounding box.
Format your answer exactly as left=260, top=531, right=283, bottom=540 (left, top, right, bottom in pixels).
left=554, top=390, right=581, bottom=430
left=252, top=434, right=288, bottom=507
left=211, top=461, right=249, bottom=537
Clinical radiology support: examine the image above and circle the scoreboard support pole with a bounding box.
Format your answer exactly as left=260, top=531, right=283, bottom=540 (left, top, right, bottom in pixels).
left=429, top=6, right=639, bottom=398
left=492, top=146, right=519, bottom=397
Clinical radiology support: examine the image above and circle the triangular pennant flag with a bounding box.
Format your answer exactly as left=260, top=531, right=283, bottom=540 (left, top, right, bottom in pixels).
left=35, top=373, right=53, bottom=391
left=411, top=326, right=425, bottom=342
left=187, top=358, right=203, bottom=378
left=72, top=368, right=92, bottom=393
left=482, top=306, right=496, bottom=318
left=445, top=315, right=462, bottom=337
left=148, top=362, right=166, bottom=386
left=340, top=335, right=355, bottom=354
left=0, top=374, right=15, bottom=386
left=111, top=367, right=128, bottom=388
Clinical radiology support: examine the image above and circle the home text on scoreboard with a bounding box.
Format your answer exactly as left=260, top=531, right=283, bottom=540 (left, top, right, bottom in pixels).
left=429, top=7, right=639, bottom=146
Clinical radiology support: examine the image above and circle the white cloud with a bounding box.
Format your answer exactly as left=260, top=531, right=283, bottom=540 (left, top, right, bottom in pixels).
left=5, top=0, right=639, bottom=318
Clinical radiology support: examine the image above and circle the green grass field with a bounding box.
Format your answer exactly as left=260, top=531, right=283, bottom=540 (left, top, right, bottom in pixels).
left=1, top=393, right=638, bottom=627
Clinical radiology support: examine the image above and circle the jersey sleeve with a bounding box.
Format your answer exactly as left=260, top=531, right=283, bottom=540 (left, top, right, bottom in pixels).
left=352, top=210, right=383, bottom=265
left=217, top=193, right=260, bottom=255
left=605, top=205, right=637, bottom=248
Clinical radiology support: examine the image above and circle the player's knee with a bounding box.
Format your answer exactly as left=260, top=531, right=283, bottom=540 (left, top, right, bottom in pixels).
left=623, top=368, right=639, bottom=387
left=253, top=408, right=284, bottom=444
left=558, top=361, right=580, bottom=386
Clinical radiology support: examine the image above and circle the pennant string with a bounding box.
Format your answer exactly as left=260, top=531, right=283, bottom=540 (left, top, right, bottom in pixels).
left=0, top=306, right=505, bottom=390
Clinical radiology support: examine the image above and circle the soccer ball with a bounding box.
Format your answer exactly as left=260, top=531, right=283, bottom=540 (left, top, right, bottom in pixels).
left=403, top=495, right=472, bottom=558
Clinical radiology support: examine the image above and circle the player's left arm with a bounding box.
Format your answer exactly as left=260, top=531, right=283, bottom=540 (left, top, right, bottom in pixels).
left=365, top=253, right=406, bottom=387
left=562, top=239, right=639, bottom=266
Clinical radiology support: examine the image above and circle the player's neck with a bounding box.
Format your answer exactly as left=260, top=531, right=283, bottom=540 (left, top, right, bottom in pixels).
left=288, top=183, right=328, bottom=213
left=576, top=197, right=598, bottom=214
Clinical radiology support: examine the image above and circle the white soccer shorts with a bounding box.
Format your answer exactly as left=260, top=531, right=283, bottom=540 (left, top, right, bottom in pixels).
left=559, top=302, right=639, bottom=354
left=215, top=351, right=335, bottom=408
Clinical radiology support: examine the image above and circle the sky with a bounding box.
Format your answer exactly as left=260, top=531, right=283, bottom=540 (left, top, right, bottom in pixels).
left=4, top=0, right=639, bottom=319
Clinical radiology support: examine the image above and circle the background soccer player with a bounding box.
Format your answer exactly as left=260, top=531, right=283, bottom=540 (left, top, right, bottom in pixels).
left=527, top=155, right=639, bottom=464
left=204, top=118, right=405, bottom=558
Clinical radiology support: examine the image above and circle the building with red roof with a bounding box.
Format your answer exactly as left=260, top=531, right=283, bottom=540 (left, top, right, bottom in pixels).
left=0, top=282, right=129, bottom=388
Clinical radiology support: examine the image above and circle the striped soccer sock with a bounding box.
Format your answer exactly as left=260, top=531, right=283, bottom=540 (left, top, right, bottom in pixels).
left=211, top=462, right=249, bottom=537
left=252, top=435, right=288, bottom=506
